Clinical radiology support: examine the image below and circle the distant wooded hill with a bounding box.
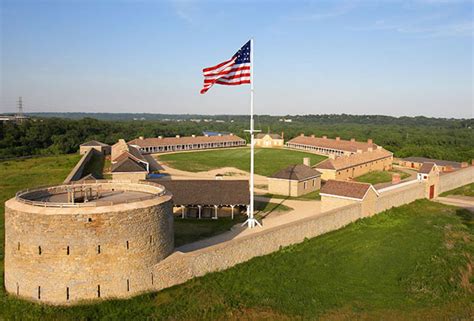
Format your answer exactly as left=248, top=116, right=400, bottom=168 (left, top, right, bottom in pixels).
left=1, top=114, right=472, bottom=162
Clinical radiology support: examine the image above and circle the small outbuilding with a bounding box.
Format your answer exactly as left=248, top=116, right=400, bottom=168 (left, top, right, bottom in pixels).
left=151, top=179, right=250, bottom=219
left=254, top=133, right=284, bottom=148
left=79, top=140, right=111, bottom=155
left=111, top=156, right=148, bottom=182
left=268, top=164, right=321, bottom=197
left=417, top=162, right=440, bottom=199
left=320, top=180, right=379, bottom=216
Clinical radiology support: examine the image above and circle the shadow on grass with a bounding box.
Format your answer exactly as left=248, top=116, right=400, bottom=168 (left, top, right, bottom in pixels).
left=455, top=208, right=474, bottom=232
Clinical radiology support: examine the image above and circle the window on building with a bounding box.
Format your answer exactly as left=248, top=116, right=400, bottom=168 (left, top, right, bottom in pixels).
left=38, top=246, right=42, bottom=255
left=38, top=286, right=41, bottom=299
left=97, top=285, right=101, bottom=297
left=66, top=287, right=70, bottom=300
left=97, top=245, right=101, bottom=254
left=304, top=181, right=307, bottom=189
left=67, top=246, right=70, bottom=255
left=126, top=241, right=129, bottom=250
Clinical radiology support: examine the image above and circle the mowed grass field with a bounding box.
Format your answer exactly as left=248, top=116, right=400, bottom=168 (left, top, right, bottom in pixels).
left=440, top=183, right=474, bottom=197
left=1, top=156, right=473, bottom=320
left=158, top=147, right=327, bottom=177
left=355, top=169, right=411, bottom=185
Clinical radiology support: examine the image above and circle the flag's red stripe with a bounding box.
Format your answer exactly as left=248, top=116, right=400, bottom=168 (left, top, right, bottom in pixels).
left=204, top=65, right=250, bottom=78
left=202, top=57, right=235, bottom=72
left=204, top=73, right=251, bottom=84
left=215, top=80, right=251, bottom=85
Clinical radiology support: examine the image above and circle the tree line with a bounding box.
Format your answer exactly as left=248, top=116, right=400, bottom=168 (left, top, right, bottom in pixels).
left=0, top=115, right=472, bottom=162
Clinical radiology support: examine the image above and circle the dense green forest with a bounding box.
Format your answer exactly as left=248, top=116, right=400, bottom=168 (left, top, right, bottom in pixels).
left=0, top=114, right=473, bottom=162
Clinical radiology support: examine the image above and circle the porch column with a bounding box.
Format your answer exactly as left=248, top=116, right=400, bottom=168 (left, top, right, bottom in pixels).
left=231, top=205, right=235, bottom=220
left=198, top=205, right=202, bottom=219
left=181, top=205, right=185, bottom=219
left=213, top=205, right=218, bottom=220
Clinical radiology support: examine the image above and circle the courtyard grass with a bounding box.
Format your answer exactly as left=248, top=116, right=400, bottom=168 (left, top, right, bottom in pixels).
left=2, top=198, right=473, bottom=320
left=158, top=147, right=327, bottom=177
left=440, top=183, right=474, bottom=197
left=355, top=169, right=411, bottom=185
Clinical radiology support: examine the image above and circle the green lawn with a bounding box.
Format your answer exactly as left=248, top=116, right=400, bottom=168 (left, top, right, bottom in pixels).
left=158, top=148, right=327, bottom=177
left=440, top=183, right=474, bottom=197
left=355, top=169, right=411, bottom=185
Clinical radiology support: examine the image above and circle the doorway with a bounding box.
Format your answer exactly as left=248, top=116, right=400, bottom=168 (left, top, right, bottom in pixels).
left=429, top=185, right=435, bottom=199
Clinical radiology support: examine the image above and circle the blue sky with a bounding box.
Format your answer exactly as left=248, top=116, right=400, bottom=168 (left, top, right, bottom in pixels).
left=1, top=0, right=472, bottom=117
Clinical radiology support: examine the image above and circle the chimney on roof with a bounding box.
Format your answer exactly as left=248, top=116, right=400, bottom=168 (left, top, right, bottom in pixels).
left=218, top=133, right=222, bottom=136
left=367, top=138, right=373, bottom=144
left=139, top=136, right=144, bottom=140
left=303, top=157, right=310, bottom=166
left=461, top=162, right=468, bottom=168
left=300, top=133, right=304, bottom=137
left=357, top=149, right=363, bottom=154
left=336, top=137, right=340, bottom=141
left=392, top=173, right=401, bottom=185
left=377, top=145, right=382, bottom=150
left=119, top=139, right=126, bottom=144
left=230, top=133, right=233, bottom=136
left=205, top=134, right=209, bottom=137
left=350, top=138, right=355, bottom=142
left=311, top=134, right=315, bottom=138
left=322, top=135, right=327, bottom=139
left=158, top=136, right=163, bottom=139
left=445, top=165, right=453, bottom=172
left=191, top=134, right=196, bottom=138
left=176, top=135, right=180, bottom=138
left=368, top=147, right=373, bottom=152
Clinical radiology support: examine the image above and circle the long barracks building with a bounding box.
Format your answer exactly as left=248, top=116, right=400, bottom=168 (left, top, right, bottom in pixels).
left=286, top=134, right=378, bottom=157
left=129, top=134, right=246, bottom=154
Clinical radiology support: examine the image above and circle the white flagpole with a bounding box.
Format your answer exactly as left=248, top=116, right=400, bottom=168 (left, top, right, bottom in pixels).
left=244, top=38, right=261, bottom=229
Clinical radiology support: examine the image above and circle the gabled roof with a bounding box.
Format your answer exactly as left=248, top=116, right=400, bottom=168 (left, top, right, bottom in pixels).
left=418, top=162, right=436, bottom=174
left=151, top=180, right=249, bottom=206
left=315, top=148, right=393, bottom=171
left=128, top=134, right=245, bottom=148
left=402, top=157, right=461, bottom=168
left=256, top=133, right=282, bottom=139
left=111, top=157, right=147, bottom=173
left=320, top=180, right=378, bottom=200
left=287, top=136, right=377, bottom=153
left=80, top=140, right=109, bottom=147
left=270, top=164, right=321, bottom=181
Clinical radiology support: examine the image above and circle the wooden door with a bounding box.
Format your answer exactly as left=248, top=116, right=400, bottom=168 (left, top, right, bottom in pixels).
left=429, top=185, right=435, bottom=199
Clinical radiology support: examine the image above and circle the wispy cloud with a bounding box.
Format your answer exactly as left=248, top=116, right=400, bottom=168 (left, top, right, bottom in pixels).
left=171, top=0, right=198, bottom=24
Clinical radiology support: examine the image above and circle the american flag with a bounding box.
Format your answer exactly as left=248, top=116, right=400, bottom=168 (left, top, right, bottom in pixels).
left=200, top=40, right=251, bottom=94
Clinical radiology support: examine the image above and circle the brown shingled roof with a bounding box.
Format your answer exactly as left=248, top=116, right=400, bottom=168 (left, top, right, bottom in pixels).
left=256, top=133, right=282, bottom=139
left=418, top=162, right=435, bottom=174
left=151, top=180, right=249, bottom=206
left=129, top=134, right=245, bottom=148
left=111, top=157, right=147, bottom=173
left=315, top=148, right=393, bottom=171
left=403, top=157, right=461, bottom=168
left=320, top=180, right=376, bottom=200
left=270, top=164, right=321, bottom=181
left=287, top=136, right=377, bottom=153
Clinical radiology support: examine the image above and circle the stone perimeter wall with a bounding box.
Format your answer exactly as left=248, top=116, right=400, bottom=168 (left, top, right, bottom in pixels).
left=4, top=194, right=174, bottom=304
left=438, top=166, right=474, bottom=194
left=151, top=168, right=474, bottom=295
left=63, top=149, right=97, bottom=183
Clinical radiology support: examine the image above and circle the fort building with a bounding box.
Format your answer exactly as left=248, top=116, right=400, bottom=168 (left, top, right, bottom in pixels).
left=286, top=134, right=378, bottom=157
left=4, top=180, right=173, bottom=305
left=128, top=134, right=246, bottom=154
left=315, top=147, right=393, bottom=181
left=417, top=162, right=440, bottom=199
left=111, top=139, right=151, bottom=181
left=320, top=180, right=379, bottom=216
left=399, top=156, right=466, bottom=172
left=79, top=140, right=111, bottom=155
left=152, top=179, right=250, bottom=219
left=254, top=133, right=284, bottom=148
left=268, top=162, right=321, bottom=197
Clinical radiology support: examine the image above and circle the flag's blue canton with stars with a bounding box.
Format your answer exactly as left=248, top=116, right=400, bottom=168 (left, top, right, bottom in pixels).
left=200, top=40, right=251, bottom=94
left=233, top=40, right=251, bottom=64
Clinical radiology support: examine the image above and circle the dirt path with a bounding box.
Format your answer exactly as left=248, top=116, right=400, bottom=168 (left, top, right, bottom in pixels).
left=434, top=196, right=474, bottom=212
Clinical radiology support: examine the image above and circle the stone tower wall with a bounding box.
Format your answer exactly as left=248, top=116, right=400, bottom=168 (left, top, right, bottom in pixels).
left=4, top=190, right=173, bottom=305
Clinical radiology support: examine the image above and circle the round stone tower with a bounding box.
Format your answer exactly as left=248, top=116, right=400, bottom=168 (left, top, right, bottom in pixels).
left=4, top=180, right=173, bottom=305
